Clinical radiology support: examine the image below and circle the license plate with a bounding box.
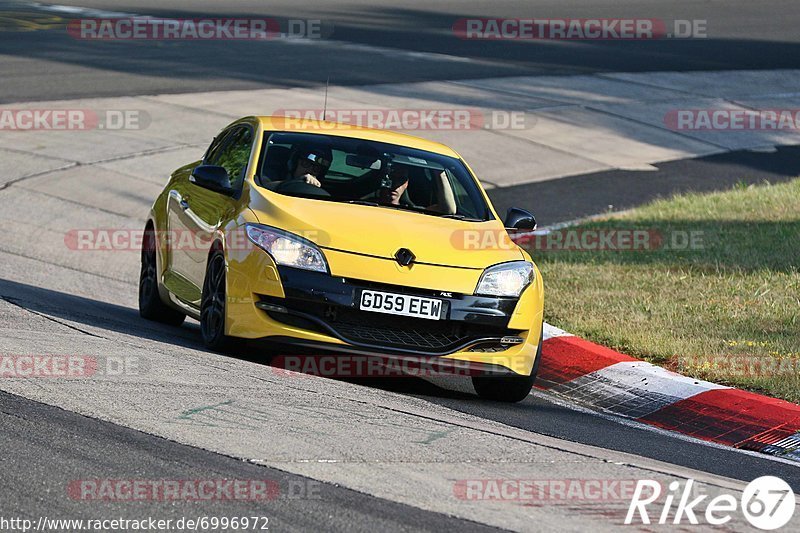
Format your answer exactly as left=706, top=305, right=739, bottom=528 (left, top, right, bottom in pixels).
left=358, top=290, right=443, bottom=320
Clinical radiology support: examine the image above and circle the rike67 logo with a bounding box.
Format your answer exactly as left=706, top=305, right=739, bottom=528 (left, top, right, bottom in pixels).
left=626, top=476, right=796, bottom=530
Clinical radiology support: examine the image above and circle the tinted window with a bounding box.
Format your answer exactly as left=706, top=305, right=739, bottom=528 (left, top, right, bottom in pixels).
left=207, top=126, right=253, bottom=189
left=257, top=132, right=492, bottom=221
left=204, top=130, right=233, bottom=164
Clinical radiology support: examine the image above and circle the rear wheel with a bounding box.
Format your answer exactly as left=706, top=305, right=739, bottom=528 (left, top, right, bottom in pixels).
left=139, top=227, right=185, bottom=326
left=200, top=250, right=237, bottom=352
left=472, top=327, right=543, bottom=403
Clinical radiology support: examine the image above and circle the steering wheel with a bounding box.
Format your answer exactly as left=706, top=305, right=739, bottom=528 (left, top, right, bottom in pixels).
left=275, top=179, right=332, bottom=198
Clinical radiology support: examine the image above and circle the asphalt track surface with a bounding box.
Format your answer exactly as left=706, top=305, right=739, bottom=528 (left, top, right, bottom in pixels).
left=2, top=274, right=799, bottom=530
left=2, top=0, right=800, bottom=102
left=2, top=1, right=800, bottom=531
left=0, top=391, right=503, bottom=533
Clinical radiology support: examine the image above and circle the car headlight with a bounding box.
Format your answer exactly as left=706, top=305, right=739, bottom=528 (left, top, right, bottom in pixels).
left=475, top=261, right=534, bottom=297
left=245, top=223, right=328, bottom=273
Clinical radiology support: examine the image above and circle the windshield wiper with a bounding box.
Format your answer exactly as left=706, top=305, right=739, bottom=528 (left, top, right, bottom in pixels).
left=439, top=213, right=484, bottom=221
left=390, top=205, right=478, bottom=220
left=378, top=203, right=439, bottom=215
left=345, top=200, right=484, bottom=221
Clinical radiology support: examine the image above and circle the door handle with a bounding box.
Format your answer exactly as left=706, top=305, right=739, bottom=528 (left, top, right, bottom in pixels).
left=179, top=199, right=190, bottom=211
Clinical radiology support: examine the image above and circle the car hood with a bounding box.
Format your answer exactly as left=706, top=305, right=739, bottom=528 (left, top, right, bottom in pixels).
left=248, top=189, right=523, bottom=269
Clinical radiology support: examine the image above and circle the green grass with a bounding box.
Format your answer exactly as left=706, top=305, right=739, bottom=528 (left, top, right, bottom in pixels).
left=532, top=179, right=800, bottom=402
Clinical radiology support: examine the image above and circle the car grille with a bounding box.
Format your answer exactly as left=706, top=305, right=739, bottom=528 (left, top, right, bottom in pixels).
left=261, top=298, right=514, bottom=353
left=332, top=322, right=466, bottom=349
left=331, top=308, right=476, bottom=350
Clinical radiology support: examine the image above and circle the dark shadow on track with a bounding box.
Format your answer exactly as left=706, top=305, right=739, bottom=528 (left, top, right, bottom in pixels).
left=3, top=277, right=798, bottom=489
left=487, top=145, right=800, bottom=226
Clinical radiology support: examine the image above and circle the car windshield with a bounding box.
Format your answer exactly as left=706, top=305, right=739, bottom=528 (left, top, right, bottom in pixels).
left=256, top=132, right=493, bottom=221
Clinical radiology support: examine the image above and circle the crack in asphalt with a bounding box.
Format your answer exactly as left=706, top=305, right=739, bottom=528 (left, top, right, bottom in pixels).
left=0, top=292, right=204, bottom=359
left=0, top=247, right=130, bottom=283
left=0, top=295, right=107, bottom=339
left=138, top=96, right=242, bottom=119
left=0, top=162, right=80, bottom=191
left=13, top=185, right=143, bottom=218
left=0, top=142, right=201, bottom=192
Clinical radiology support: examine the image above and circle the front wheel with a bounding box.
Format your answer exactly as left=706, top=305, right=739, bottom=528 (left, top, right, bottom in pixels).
left=200, top=250, right=237, bottom=352
left=472, top=327, right=542, bottom=403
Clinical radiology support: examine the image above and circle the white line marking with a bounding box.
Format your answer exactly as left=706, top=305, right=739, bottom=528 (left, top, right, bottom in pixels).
left=276, top=36, right=475, bottom=63
left=30, top=2, right=140, bottom=18
left=543, top=322, right=573, bottom=340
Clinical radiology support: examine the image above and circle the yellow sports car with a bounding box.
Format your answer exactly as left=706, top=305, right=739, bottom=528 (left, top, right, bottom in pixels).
left=140, top=116, right=543, bottom=402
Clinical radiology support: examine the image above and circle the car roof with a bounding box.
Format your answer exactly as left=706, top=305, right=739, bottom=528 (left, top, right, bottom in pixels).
left=252, top=116, right=461, bottom=158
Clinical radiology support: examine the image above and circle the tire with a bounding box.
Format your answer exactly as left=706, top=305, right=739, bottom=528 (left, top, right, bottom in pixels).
left=139, top=227, right=185, bottom=326
left=200, top=250, right=237, bottom=352
left=472, top=326, right=543, bottom=403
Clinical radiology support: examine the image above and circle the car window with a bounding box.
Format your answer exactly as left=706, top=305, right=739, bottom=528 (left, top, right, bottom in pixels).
left=259, top=135, right=293, bottom=183
left=445, top=168, right=482, bottom=219
left=204, top=130, right=234, bottom=165
left=326, top=150, right=376, bottom=180
left=256, top=132, right=493, bottom=221
left=209, top=126, right=253, bottom=190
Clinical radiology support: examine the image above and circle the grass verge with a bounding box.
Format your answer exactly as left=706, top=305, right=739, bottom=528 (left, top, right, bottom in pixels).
left=532, top=179, right=800, bottom=402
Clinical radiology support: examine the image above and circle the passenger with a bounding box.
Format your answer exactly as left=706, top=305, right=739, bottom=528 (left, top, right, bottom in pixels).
left=376, top=164, right=457, bottom=214
left=378, top=165, right=414, bottom=206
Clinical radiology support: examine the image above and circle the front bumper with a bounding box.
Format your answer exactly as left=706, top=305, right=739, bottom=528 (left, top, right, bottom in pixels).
left=226, top=259, right=542, bottom=375
left=261, top=267, right=523, bottom=353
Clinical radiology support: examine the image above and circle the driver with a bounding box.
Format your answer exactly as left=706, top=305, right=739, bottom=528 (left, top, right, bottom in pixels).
left=286, top=146, right=332, bottom=187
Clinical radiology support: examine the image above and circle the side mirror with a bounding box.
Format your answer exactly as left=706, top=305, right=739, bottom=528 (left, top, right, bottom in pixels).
left=504, top=207, right=536, bottom=230
left=190, top=165, right=234, bottom=196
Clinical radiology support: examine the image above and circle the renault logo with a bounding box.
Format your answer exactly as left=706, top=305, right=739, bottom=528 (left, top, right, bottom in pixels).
left=394, top=248, right=415, bottom=266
